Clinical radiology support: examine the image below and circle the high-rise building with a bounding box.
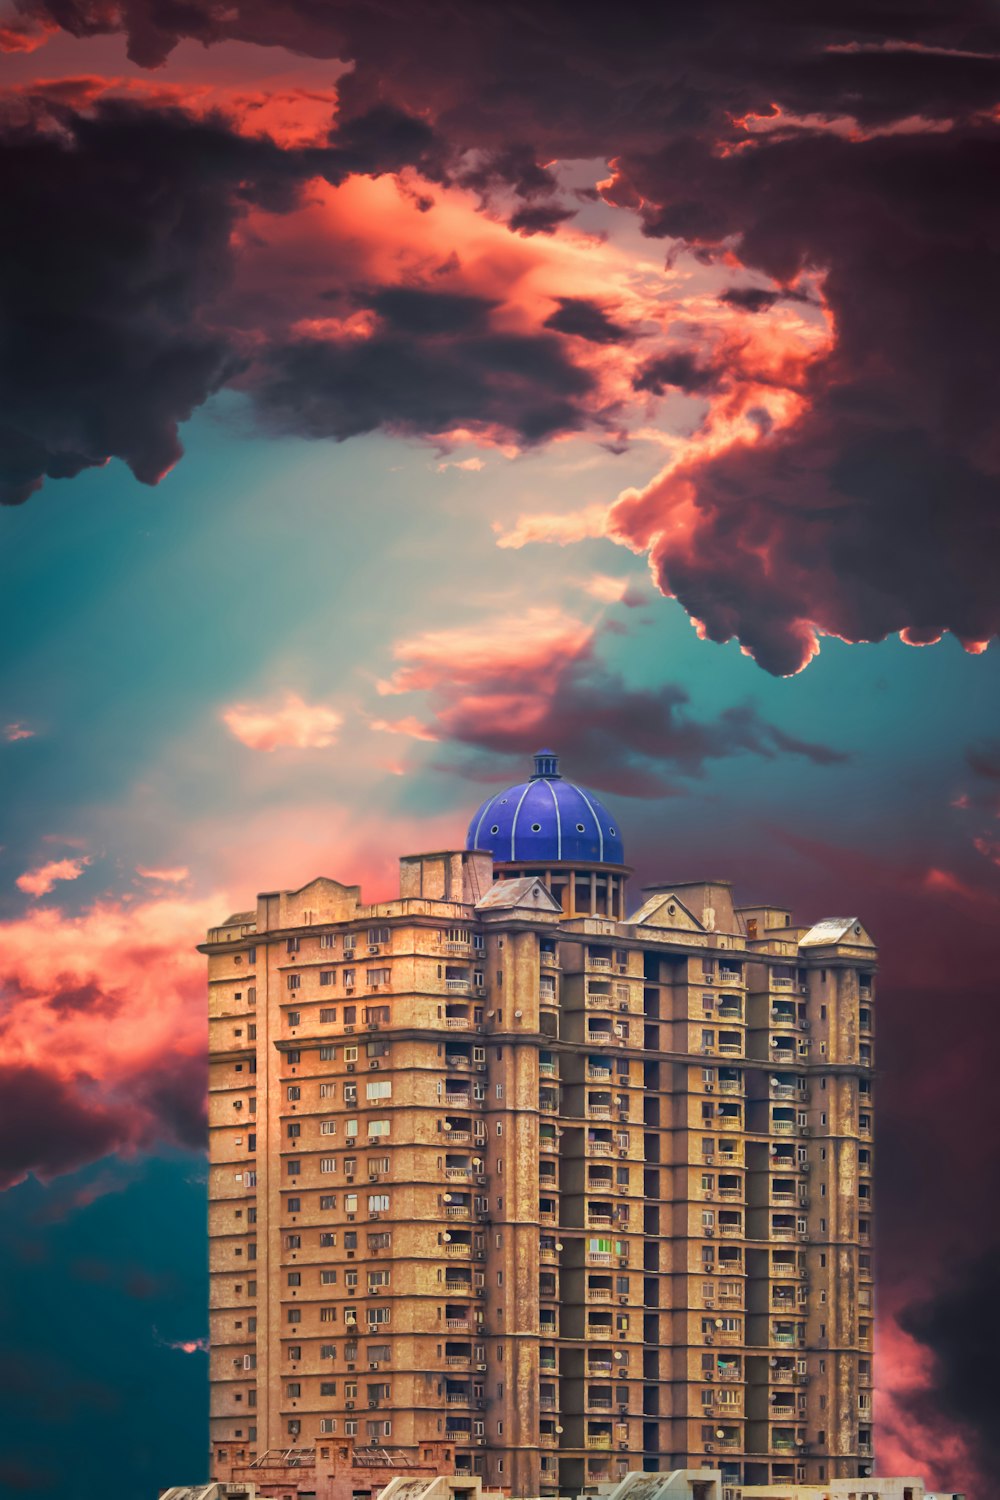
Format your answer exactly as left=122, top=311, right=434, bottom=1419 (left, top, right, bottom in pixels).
left=203, top=752, right=876, bottom=1500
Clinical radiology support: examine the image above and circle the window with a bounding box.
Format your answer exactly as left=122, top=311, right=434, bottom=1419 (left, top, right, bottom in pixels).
left=365, top=1007, right=390, bottom=1025
left=320, top=934, right=336, bottom=950
left=285, top=1234, right=301, bottom=1249
left=367, top=1080, right=392, bottom=1100
left=367, top=968, right=390, bottom=986
left=368, top=1305, right=391, bottom=1325
left=287, top=1086, right=300, bottom=1101
left=287, top=1049, right=301, bottom=1064
left=368, top=1120, right=390, bottom=1138
left=320, top=1010, right=337, bottom=1025
left=320, top=1158, right=337, bottom=1174
left=320, top=1195, right=337, bottom=1210
left=344, top=1046, right=359, bottom=1062
left=287, top=938, right=300, bottom=954
left=287, top=1272, right=301, bottom=1287
left=321, top=1120, right=337, bottom=1135
left=321, top=1344, right=336, bottom=1359
left=320, top=1234, right=337, bottom=1249
left=320, top=1080, right=336, bottom=1095
left=287, top=1382, right=301, bottom=1398
left=287, top=1010, right=301, bottom=1026
left=319, top=1417, right=337, bottom=1433
left=320, top=1307, right=337, bottom=1322
left=287, top=1161, right=301, bottom=1176
left=369, top=1269, right=391, bottom=1289
left=287, top=1308, right=301, bottom=1324
left=286, top=974, right=301, bottom=991
left=369, top=1193, right=390, bottom=1212
left=321, top=1270, right=337, bottom=1284
left=287, top=1123, right=301, bottom=1138
left=286, top=1198, right=300, bottom=1213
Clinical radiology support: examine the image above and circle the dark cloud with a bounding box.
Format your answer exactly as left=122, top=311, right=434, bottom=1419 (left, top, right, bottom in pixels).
left=254, top=315, right=595, bottom=446
left=900, top=1251, right=1000, bottom=1483
left=719, top=284, right=812, bottom=314
left=543, top=296, right=633, bottom=344
left=507, top=201, right=578, bottom=234
left=634, top=351, right=721, bottom=395
left=0, top=1065, right=126, bottom=1189
left=0, top=95, right=444, bottom=505
left=966, top=740, right=1000, bottom=782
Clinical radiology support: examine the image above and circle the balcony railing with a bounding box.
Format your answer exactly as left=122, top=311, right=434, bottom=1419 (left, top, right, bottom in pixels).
left=446, top=1318, right=471, bottom=1330
left=772, top=977, right=794, bottom=989
left=587, top=1214, right=613, bottom=1227
left=446, top=1391, right=472, bottom=1403
left=771, top=1120, right=795, bottom=1133
left=587, top=1251, right=612, bottom=1265
left=587, top=1067, right=612, bottom=1080
left=719, top=1223, right=743, bottom=1236
left=718, top=1188, right=742, bottom=1201
left=445, top=1242, right=471, bottom=1256
left=718, top=1079, right=742, bottom=1092
left=588, top=1288, right=612, bottom=1302
left=589, top=957, right=613, bottom=969
left=587, top=1326, right=613, bottom=1340
left=446, top=1205, right=471, bottom=1218
left=446, top=1130, right=472, bottom=1144
left=446, top=978, right=471, bottom=993
left=718, top=1044, right=743, bottom=1057
left=445, top=1167, right=472, bottom=1179
left=587, top=1106, right=612, bottom=1119
left=539, top=1061, right=558, bottom=1076
left=588, top=1140, right=614, bottom=1155
left=770, top=1084, right=797, bottom=1100
left=445, top=1018, right=471, bottom=1029
left=446, top=1355, right=471, bottom=1366
left=586, top=1435, right=612, bottom=1449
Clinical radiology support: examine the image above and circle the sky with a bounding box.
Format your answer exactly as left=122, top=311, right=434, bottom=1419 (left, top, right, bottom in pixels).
left=1, top=3, right=999, bottom=1496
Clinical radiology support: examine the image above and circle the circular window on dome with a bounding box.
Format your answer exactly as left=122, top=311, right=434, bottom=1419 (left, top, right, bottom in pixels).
left=490, top=824, right=500, bottom=834
left=576, top=822, right=586, bottom=832
left=530, top=822, right=542, bottom=832
left=609, top=828, right=616, bottom=836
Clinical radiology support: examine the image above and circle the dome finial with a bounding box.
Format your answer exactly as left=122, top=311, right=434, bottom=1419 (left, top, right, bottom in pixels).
left=532, top=749, right=560, bottom=780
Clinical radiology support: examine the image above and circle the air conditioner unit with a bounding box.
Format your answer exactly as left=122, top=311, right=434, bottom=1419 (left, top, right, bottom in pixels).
left=346, top=1400, right=355, bottom=1410
left=705, top=1444, right=715, bottom=1453
left=475, top=1064, right=486, bottom=1073
left=370, top=1362, right=379, bottom=1370
left=475, top=1174, right=487, bottom=1185
left=345, top=990, right=355, bottom=997
left=369, top=1400, right=378, bottom=1408
left=618, top=1294, right=628, bottom=1304
left=618, top=1148, right=628, bottom=1158
left=370, top=1061, right=380, bottom=1071
left=371, top=1211, right=381, bottom=1220
left=800, top=1162, right=811, bottom=1173
left=704, top=1189, right=715, bottom=1200
left=704, top=1335, right=714, bottom=1345
left=799, top=1019, right=811, bottom=1031
left=705, top=1228, right=715, bottom=1237
left=369, top=1173, right=380, bottom=1183
left=705, top=1084, right=714, bottom=1093
left=704, top=1153, right=715, bottom=1164
left=346, top=1062, right=355, bottom=1072
left=476, top=1362, right=487, bottom=1371
left=618, top=1002, right=628, bottom=1013
left=618, top=1256, right=628, bottom=1267
left=798, top=1232, right=810, bottom=1242
left=477, top=1212, right=488, bottom=1222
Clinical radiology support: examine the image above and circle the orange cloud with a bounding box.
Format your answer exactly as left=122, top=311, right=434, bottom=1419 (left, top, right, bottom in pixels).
left=16, top=856, right=91, bottom=898
left=378, top=606, right=596, bottom=697
left=221, top=691, right=343, bottom=751
left=136, top=865, right=191, bottom=883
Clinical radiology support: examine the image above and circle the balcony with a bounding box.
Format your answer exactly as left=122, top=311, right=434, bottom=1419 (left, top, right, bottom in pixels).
left=445, top=1017, right=472, bottom=1029
left=587, top=1105, right=613, bottom=1119
left=587, top=1250, right=612, bottom=1265
left=589, top=957, right=613, bottom=970
left=445, top=1242, right=471, bottom=1256
left=446, top=977, right=471, bottom=994
left=445, top=1166, right=472, bottom=1179
left=541, top=950, right=560, bottom=969
left=718, top=1079, right=742, bottom=1093
left=446, top=1390, right=473, bottom=1404
left=770, top=1083, right=797, bottom=1100
left=445, top=941, right=472, bottom=955
left=587, top=1360, right=612, bottom=1376
left=771, top=1119, right=795, bottom=1134
left=770, top=1403, right=795, bottom=1419
left=586, top=1435, right=612, bottom=1450
left=446, top=1318, right=471, bottom=1331
left=718, top=1188, right=742, bottom=1201
left=718, top=1222, right=743, bottom=1237
left=772, top=977, right=794, bottom=989
left=446, top=1355, right=472, bottom=1367
left=587, top=1325, right=613, bottom=1341
left=445, top=1204, right=471, bottom=1219
left=588, top=1140, right=614, bottom=1155
left=446, top=1130, right=472, bottom=1144
left=587, top=1214, right=613, bottom=1229
left=588, top=1288, right=613, bottom=1302
left=718, top=1043, right=743, bottom=1057
left=539, top=1060, right=558, bottom=1077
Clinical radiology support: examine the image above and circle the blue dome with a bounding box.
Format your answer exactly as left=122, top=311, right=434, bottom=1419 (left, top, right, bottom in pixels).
left=466, top=751, right=624, bottom=865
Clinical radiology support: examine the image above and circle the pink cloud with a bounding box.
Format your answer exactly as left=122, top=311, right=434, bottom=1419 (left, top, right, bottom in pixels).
left=136, top=865, right=191, bottom=883
left=0, top=889, right=222, bottom=1189
left=369, top=715, right=442, bottom=742
left=16, top=856, right=91, bottom=898
left=3, top=722, right=36, bottom=742
left=876, top=1308, right=978, bottom=1494
left=221, top=691, right=343, bottom=751
left=378, top=606, right=596, bottom=698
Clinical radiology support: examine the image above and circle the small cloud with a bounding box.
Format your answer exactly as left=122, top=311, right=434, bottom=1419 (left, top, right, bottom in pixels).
left=4, top=722, right=36, bottom=742
left=136, top=865, right=190, bottom=883
left=436, top=456, right=485, bottom=472
left=154, top=1331, right=208, bottom=1354
left=16, top=857, right=91, bottom=899
left=580, top=573, right=649, bottom=607
left=221, top=691, right=343, bottom=751
left=369, top=715, right=441, bottom=742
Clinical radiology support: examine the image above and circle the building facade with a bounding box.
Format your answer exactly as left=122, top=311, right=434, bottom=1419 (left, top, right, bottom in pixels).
left=203, top=753, right=877, bottom=1500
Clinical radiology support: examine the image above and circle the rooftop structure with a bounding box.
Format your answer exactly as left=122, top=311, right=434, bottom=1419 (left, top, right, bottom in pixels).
left=203, top=754, right=879, bottom=1500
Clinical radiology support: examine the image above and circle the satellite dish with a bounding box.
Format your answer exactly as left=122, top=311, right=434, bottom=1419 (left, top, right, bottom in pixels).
left=770, top=1078, right=779, bottom=1087
left=555, top=1426, right=563, bottom=1434
left=442, top=1233, right=452, bottom=1242
left=613, top=1352, right=623, bottom=1361
left=442, top=1122, right=452, bottom=1131
left=443, top=1194, right=452, bottom=1203
left=714, top=1319, right=724, bottom=1328
left=715, top=1429, right=726, bottom=1439
left=556, top=1243, right=564, bottom=1251
left=514, top=1010, right=523, bottom=1019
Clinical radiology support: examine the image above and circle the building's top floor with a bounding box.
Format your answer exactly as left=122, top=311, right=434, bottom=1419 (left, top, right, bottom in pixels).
left=199, top=753, right=874, bottom=964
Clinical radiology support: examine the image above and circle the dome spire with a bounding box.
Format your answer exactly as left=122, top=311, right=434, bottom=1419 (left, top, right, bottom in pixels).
left=532, top=749, right=561, bottom=780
